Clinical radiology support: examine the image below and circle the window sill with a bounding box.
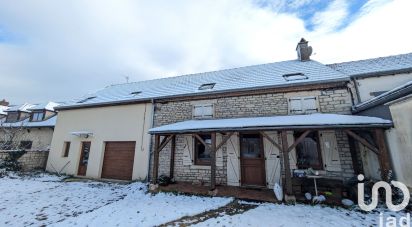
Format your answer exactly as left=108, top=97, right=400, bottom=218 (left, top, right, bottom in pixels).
left=190, top=165, right=211, bottom=170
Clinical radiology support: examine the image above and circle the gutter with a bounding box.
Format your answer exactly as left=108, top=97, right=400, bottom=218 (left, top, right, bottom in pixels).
left=54, top=78, right=350, bottom=111
left=146, top=99, right=155, bottom=183
left=353, top=82, right=412, bottom=113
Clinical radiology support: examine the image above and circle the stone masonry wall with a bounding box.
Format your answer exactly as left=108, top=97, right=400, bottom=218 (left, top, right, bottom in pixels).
left=0, top=150, right=49, bottom=171
left=152, top=86, right=355, bottom=185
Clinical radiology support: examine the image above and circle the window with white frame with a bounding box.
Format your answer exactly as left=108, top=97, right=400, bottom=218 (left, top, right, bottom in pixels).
left=289, top=96, right=318, bottom=114
left=193, top=104, right=214, bottom=119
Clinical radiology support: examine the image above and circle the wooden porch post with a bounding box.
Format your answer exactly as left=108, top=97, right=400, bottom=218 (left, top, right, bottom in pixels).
left=374, top=129, right=392, bottom=181
left=210, top=132, right=217, bottom=190
left=281, top=131, right=293, bottom=195
left=348, top=136, right=361, bottom=175
left=153, top=134, right=160, bottom=183
left=170, top=135, right=176, bottom=179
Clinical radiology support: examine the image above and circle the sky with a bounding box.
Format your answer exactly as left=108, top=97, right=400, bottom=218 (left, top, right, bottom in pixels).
left=0, top=0, right=411, bottom=104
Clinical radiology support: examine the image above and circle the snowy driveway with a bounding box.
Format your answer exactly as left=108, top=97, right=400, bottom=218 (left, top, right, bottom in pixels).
left=0, top=173, right=406, bottom=227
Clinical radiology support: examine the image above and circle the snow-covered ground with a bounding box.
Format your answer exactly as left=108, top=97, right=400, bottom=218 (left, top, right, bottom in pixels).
left=0, top=173, right=408, bottom=227
left=193, top=201, right=406, bottom=227
left=0, top=173, right=231, bottom=226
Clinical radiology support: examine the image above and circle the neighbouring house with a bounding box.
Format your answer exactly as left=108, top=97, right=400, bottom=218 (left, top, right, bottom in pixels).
left=329, top=54, right=412, bottom=187
left=352, top=82, right=412, bottom=188
left=46, top=92, right=153, bottom=180
left=328, top=53, right=412, bottom=103
left=0, top=101, right=60, bottom=171
left=148, top=39, right=393, bottom=200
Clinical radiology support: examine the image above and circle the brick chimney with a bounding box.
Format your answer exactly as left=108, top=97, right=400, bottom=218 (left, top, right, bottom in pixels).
left=0, top=99, right=9, bottom=106
left=296, top=38, right=312, bottom=61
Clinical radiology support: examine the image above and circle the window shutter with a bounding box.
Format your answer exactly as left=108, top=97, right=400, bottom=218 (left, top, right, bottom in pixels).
left=202, top=104, right=213, bottom=117
left=182, top=135, right=193, bottom=166
left=287, top=131, right=297, bottom=171
left=263, top=131, right=281, bottom=188
left=226, top=133, right=240, bottom=186
left=319, top=131, right=341, bottom=171
left=193, top=105, right=203, bottom=118
left=289, top=98, right=303, bottom=113
left=303, top=97, right=317, bottom=113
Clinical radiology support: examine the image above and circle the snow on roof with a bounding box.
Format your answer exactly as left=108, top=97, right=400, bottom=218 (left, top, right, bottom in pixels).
left=6, top=103, right=36, bottom=112
left=0, top=105, right=8, bottom=115
left=1, top=115, right=57, bottom=128
left=328, top=53, right=412, bottom=78
left=353, top=80, right=412, bottom=112
left=58, top=60, right=348, bottom=109
left=28, top=102, right=60, bottom=111
left=149, top=113, right=392, bottom=134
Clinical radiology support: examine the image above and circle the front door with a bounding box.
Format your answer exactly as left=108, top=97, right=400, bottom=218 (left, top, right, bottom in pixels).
left=240, top=133, right=266, bottom=187
left=78, top=141, right=91, bottom=176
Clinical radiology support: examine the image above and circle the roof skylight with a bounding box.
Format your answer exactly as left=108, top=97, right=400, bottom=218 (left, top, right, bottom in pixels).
left=198, top=83, right=216, bottom=90
left=77, top=96, right=96, bottom=103
left=283, top=73, right=308, bottom=81
left=130, top=91, right=142, bottom=96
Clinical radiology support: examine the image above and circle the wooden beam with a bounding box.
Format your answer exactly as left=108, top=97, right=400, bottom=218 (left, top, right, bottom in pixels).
left=216, top=132, right=234, bottom=151
left=153, top=135, right=160, bottom=183
left=281, top=131, right=293, bottom=195
left=344, top=130, right=379, bottom=155
left=374, top=129, right=391, bottom=181
left=158, top=135, right=174, bottom=152
left=193, top=134, right=211, bottom=150
left=287, top=130, right=311, bottom=153
left=210, top=132, right=217, bottom=190
left=348, top=136, right=362, bottom=175
left=260, top=131, right=282, bottom=151
left=170, top=135, right=176, bottom=179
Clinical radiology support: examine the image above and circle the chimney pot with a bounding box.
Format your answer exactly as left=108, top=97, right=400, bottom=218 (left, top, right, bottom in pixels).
left=296, top=38, right=313, bottom=61
left=0, top=99, right=9, bottom=106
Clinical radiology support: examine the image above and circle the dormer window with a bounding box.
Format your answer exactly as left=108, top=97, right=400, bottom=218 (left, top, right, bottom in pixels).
left=77, top=96, right=96, bottom=103
left=198, top=83, right=216, bottom=91
left=5, top=112, right=19, bottom=123
left=283, top=73, right=308, bottom=81
left=130, top=91, right=142, bottom=96
left=31, top=111, right=45, bottom=122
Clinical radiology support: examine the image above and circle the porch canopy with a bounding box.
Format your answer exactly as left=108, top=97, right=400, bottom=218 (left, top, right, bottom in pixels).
left=149, top=114, right=393, bottom=195
left=149, top=113, right=392, bottom=134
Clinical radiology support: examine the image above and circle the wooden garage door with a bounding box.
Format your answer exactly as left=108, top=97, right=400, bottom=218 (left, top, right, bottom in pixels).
left=101, top=141, right=136, bottom=180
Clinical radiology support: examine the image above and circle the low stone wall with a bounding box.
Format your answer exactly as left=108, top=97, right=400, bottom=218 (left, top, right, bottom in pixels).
left=0, top=150, right=49, bottom=171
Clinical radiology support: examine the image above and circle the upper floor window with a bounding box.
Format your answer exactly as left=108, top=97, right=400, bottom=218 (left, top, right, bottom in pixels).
left=193, top=104, right=214, bottom=119
left=5, top=112, right=19, bottom=123
left=289, top=96, right=318, bottom=114
left=283, top=73, right=308, bottom=81
left=31, top=111, right=45, bottom=122
left=77, top=96, right=96, bottom=103
left=198, top=83, right=216, bottom=91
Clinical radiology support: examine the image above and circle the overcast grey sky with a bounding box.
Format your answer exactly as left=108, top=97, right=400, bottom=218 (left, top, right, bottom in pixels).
left=0, top=0, right=411, bottom=104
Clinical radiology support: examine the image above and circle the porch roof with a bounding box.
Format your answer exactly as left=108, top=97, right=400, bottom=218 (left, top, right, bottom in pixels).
left=149, top=113, right=392, bottom=134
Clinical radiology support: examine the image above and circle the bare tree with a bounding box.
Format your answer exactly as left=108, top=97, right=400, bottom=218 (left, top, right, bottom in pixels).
left=0, top=121, right=30, bottom=171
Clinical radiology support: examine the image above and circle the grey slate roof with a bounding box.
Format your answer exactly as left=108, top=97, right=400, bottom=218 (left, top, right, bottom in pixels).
left=58, top=59, right=348, bottom=110
left=327, top=53, right=412, bottom=78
